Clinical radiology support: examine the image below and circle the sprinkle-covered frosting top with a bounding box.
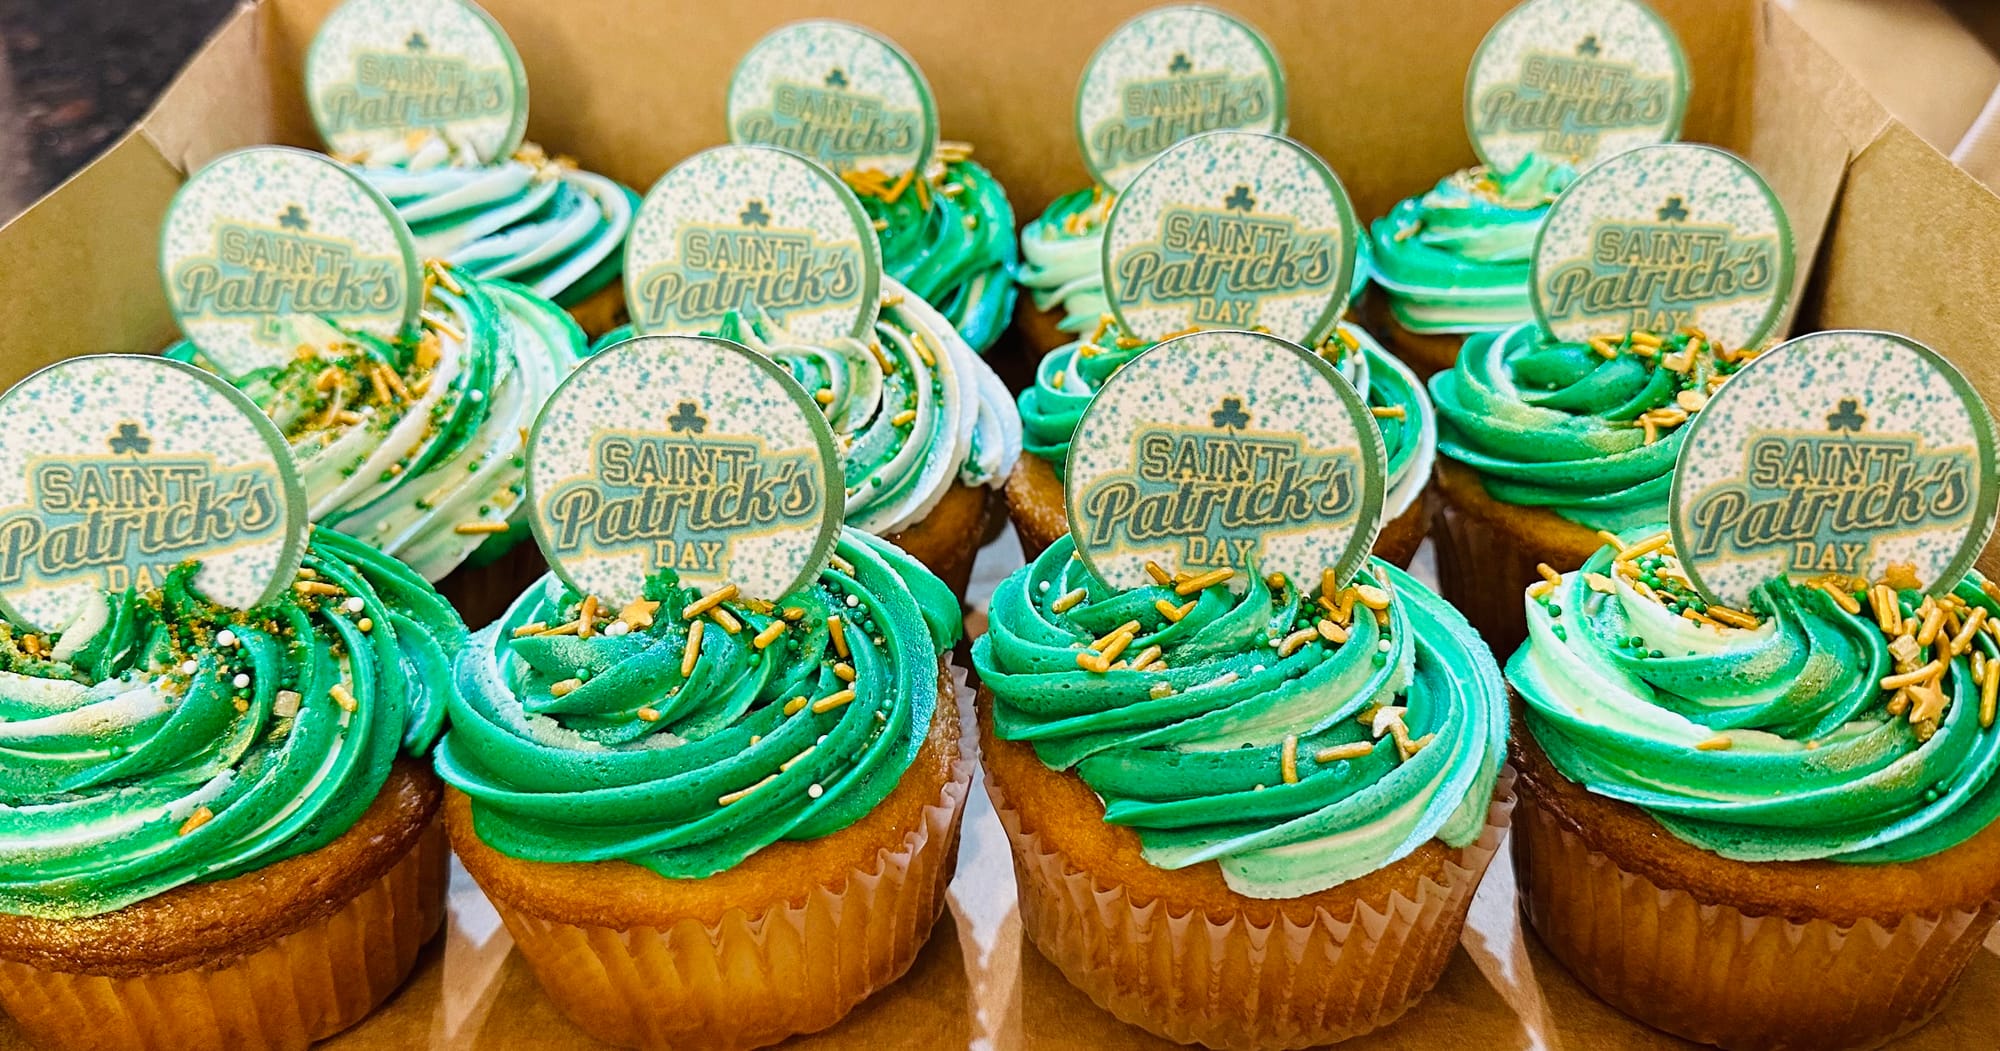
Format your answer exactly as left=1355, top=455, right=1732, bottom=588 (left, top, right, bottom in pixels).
left=1019, top=318, right=1434, bottom=525
left=171, top=262, right=586, bottom=583
left=1512, top=532, right=2000, bottom=863
left=843, top=143, right=1020, bottom=356
left=0, top=529, right=464, bottom=919
left=593, top=280, right=1021, bottom=537
left=1431, top=323, right=1760, bottom=532
left=974, top=536, right=1506, bottom=898
left=346, top=136, right=637, bottom=310
left=1368, top=155, right=1576, bottom=335
left=436, top=529, right=959, bottom=875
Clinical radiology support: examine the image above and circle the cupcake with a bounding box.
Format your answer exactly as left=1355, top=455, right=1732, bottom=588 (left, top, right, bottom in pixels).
left=1007, top=321, right=1437, bottom=568
left=1014, top=183, right=1114, bottom=358
left=0, top=528, right=465, bottom=1051
left=1508, top=535, right=2000, bottom=1049
left=846, top=143, right=1019, bottom=356
left=170, top=263, right=588, bottom=628
left=435, top=529, right=972, bottom=1051
left=304, top=0, right=637, bottom=336
left=973, top=536, right=1512, bottom=1049
left=1429, top=325, right=1750, bottom=652
left=1365, top=156, right=1574, bottom=377
left=592, top=280, right=1021, bottom=598
left=352, top=138, right=638, bottom=337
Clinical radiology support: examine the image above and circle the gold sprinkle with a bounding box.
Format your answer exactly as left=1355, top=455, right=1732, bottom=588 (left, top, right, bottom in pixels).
left=1210, top=671, right=1240, bottom=689
left=1707, top=606, right=1761, bottom=630
left=1629, top=330, right=1664, bottom=348
left=537, top=620, right=582, bottom=637
left=294, top=580, right=343, bottom=597
left=1091, top=622, right=1142, bottom=652
left=828, top=553, right=856, bottom=576
left=815, top=389, right=836, bottom=405
left=1953, top=607, right=1989, bottom=654
left=891, top=409, right=917, bottom=427
left=682, top=621, right=704, bottom=678
left=782, top=607, right=807, bottom=622
left=1129, top=645, right=1162, bottom=670
left=620, top=598, right=661, bottom=630
left=718, top=774, right=778, bottom=806
left=1917, top=603, right=1947, bottom=647
left=1149, top=682, right=1174, bottom=698
left=833, top=662, right=856, bottom=682
left=1354, top=584, right=1392, bottom=611
left=1816, top=582, right=1862, bottom=616
left=811, top=689, right=857, bottom=714
left=637, top=706, right=660, bottom=722
left=1176, top=567, right=1234, bottom=595
left=1278, top=627, right=1319, bottom=657
left=1595, top=530, right=1626, bottom=552
left=1882, top=662, right=1945, bottom=691
left=827, top=616, right=851, bottom=658
left=274, top=690, right=301, bottom=718
left=549, top=678, right=583, bottom=698
left=179, top=806, right=214, bottom=836
left=781, top=746, right=816, bottom=771
left=1052, top=587, right=1089, bottom=613
left=867, top=341, right=897, bottom=375
left=683, top=583, right=739, bottom=620
left=1280, top=735, right=1299, bottom=784
left=1316, top=619, right=1349, bottom=644
left=1695, top=735, right=1732, bottom=751
left=1315, top=741, right=1374, bottom=763
left=1881, top=562, right=1924, bottom=592
left=330, top=683, right=358, bottom=712
left=1535, top=563, right=1563, bottom=588
left=1584, top=573, right=1617, bottom=595
left=1144, top=561, right=1172, bottom=585
left=1982, top=660, right=1998, bottom=729
left=357, top=617, right=373, bottom=633
left=1156, top=598, right=1196, bottom=622
left=783, top=695, right=809, bottom=716
left=911, top=331, right=937, bottom=367
left=578, top=596, right=598, bottom=638
left=1370, top=405, right=1406, bottom=420
left=452, top=520, right=509, bottom=535
left=709, top=607, right=742, bottom=634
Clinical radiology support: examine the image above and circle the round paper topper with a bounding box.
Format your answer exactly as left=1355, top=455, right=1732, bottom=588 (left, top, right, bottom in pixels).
left=1075, top=5, right=1286, bottom=190
left=0, top=355, right=308, bottom=632
left=1531, top=143, right=1792, bottom=351
left=1101, top=131, right=1358, bottom=347
left=624, top=145, right=882, bottom=343
left=161, top=146, right=422, bottom=382
left=1465, top=0, right=1687, bottom=172
left=1669, top=331, right=1999, bottom=608
left=305, top=0, right=529, bottom=165
left=1064, top=329, right=1384, bottom=592
left=526, top=335, right=843, bottom=606
left=726, top=21, right=937, bottom=179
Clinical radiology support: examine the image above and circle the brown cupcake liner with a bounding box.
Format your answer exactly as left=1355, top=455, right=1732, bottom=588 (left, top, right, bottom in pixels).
left=474, top=659, right=978, bottom=1051
left=1513, top=784, right=2000, bottom=1050
left=0, top=821, right=448, bottom=1051
left=1430, top=460, right=1604, bottom=656
left=989, top=765, right=1518, bottom=1051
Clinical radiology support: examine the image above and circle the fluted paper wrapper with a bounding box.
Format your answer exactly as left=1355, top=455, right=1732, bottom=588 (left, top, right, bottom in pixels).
left=0, top=821, right=448, bottom=1051
left=1514, top=786, right=2000, bottom=1051
left=477, top=661, right=976, bottom=1051
left=989, top=765, right=1518, bottom=1051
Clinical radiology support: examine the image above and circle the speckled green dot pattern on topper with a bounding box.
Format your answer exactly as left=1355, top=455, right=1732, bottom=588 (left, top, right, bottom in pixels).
left=1531, top=143, right=1791, bottom=349
left=0, top=354, right=307, bottom=631
left=1101, top=130, right=1357, bottom=346
left=726, top=20, right=936, bottom=178
left=527, top=334, right=843, bottom=605
left=1669, top=330, right=1999, bottom=607
left=161, top=146, right=421, bottom=381
left=625, top=145, right=881, bottom=342
left=305, top=0, right=529, bottom=165
left=1075, top=5, right=1286, bottom=190
left=1064, top=329, right=1384, bottom=591
left=1465, top=0, right=1687, bottom=172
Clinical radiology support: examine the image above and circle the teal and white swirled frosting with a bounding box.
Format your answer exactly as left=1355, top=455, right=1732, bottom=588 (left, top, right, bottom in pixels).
left=1369, top=156, right=1575, bottom=334
left=1512, top=538, right=2000, bottom=863
left=345, top=136, right=636, bottom=310
left=435, top=530, right=959, bottom=874
left=851, top=152, right=1019, bottom=355
left=170, top=268, right=587, bottom=582
left=974, top=536, right=1507, bottom=898
left=594, top=278, right=1021, bottom=536
left=0, top=529, right=464, bottom=919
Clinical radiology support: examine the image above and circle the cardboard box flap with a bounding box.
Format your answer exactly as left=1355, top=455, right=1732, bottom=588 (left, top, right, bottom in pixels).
left=141, top=1, right=314, bottom=174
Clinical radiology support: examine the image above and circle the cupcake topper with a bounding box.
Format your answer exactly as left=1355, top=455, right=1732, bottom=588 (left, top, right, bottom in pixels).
left=525, top=334, right=843, bottom=606
left=0, top=355, right=308, bottom=632
left=1529, top=143, right=1793, bottom=351
left=1101, top=131, right=1359, bottom=348
left=305, top=0, right=530, bottom=165
left=727, top=21, right=938, bottom=180
left=1669, top=331, right=1999, bottom=608
left=624, top=145, right=882, bottom=342
left=160, top=146, right=423, bottom=382
left=1075, top=5, right=1286, bottom=190
left=1465, top=0, right=1687, bottom=172
left=1065, top=329, right=1384, bottom=592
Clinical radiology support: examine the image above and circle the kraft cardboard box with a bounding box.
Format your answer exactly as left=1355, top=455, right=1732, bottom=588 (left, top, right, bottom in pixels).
left=3, top=1, right=2000, bottom=1048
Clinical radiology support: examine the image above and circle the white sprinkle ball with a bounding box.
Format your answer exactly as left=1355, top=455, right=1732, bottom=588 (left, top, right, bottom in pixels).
left=232, top=673, right=251, bottom=689
left=808, top=783, right=824, bottom=799
left=216, top=629, right=236, bottom=647
left=343, top=597, right=366, bottom=614
left=180, top=660, right=198, bottom=676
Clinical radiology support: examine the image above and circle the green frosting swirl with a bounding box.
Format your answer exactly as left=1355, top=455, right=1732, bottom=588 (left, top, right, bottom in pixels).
left=1511, top=542, right=2000, bottom=864
left=169, top=270, right=587, bottom=582
left=1368, top=156, right=1575, bottom=334
left=1018, top=323, right=1433, bottom=521
left=1431, top=323, right=1749, bottom=532
left=973, top=536, right=1506, bottom=898
left=435, top=530, right=961, bottom=876
left=854, top=158, right=1018, bottom=355
left=0, top=529, right=465, bottom=920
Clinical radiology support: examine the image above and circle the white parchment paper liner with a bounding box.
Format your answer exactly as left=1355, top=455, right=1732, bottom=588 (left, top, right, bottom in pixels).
left=988, top=756, right=1517, bottom=1051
